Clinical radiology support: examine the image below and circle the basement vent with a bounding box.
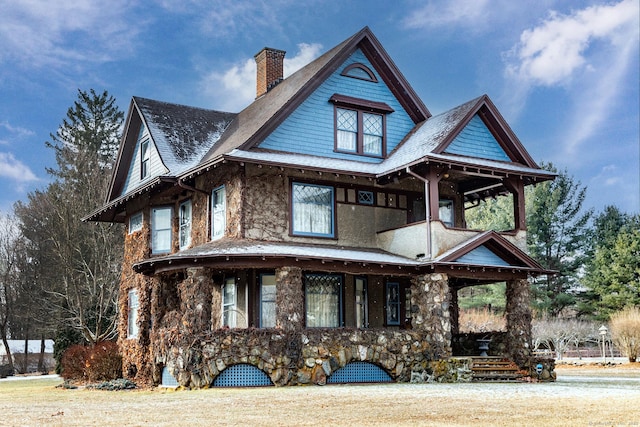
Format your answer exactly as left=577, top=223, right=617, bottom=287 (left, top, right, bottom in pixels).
left=212, top=364, right=274, bottom=387
left=161, top=367, right=179, bottom=387
left=327, top=362, right=393, bottom=384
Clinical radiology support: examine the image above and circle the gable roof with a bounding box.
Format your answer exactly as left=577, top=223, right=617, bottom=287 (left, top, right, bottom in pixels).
left=106, top=97, right=236, bottom=202
left=197, top=26, right=430, bottom=169
left=434, top=230, right=548, bottom=272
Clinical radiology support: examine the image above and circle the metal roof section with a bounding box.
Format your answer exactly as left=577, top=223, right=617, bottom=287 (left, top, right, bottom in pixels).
left=133, top=239, right=423, bottom=275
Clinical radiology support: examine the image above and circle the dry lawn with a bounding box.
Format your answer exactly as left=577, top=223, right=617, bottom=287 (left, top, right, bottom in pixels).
left=2, top=364, right=639, bottom=426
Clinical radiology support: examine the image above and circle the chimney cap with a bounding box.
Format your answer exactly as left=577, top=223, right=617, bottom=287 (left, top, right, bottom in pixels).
left=254, top=47, right=286, bottom=59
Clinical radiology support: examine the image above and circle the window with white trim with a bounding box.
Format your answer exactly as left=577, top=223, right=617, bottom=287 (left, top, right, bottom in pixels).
left=222, top=277, right=237, bottom=328
left=151, top=206, right=172, bottom=254
left=127, top=289, right=139, bottom=338
left=212, top=186, right=226, bottom=240
left=291, top=182, right=334, bottom=237
left=129, top=212, right=143, bottom=234
left=179, top=200, right=192, bottom=249
left=259, top=274, right=276, bottom=328
left=140, top=139, right=150, bottom=180
left=305, top=274, right=342, bottom=328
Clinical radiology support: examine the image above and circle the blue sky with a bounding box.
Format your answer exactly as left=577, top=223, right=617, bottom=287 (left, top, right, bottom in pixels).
left=0, top=0, right=638, bottom=216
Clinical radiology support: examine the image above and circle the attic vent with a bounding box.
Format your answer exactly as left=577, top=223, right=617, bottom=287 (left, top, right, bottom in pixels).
left=254, top=47, right=286, bottom=99
left=341, top=63, right=378, bottom=82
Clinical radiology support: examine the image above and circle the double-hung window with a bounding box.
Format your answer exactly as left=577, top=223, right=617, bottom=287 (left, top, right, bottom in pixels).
left=259, top=274, right=277, bottom=328
left=151, top=206, right=172, bottom=254
left=305, top=274, right=342, bottom=328
left=212, top=186, right=226, bottom=240
left=222, top=277, right=237, bottom=328
left=129, top=212, right=143, bottom=234
left=291, top=182, right=334, bottom=237
left=140, top=139, right=150, bottom=180
left=179, top=200, right=192, bottom=249
left=385, top=282, right=401, bottom=326
left=127, top=289, right=139, bottom=338
left=331, top=94, right=392, bottom=158
left=439, top=199, right=454, bottom=227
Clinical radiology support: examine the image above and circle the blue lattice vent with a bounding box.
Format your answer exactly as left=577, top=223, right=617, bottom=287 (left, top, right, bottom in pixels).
left=212, top=364, right=274, bottom=387
left=327, top=362, right=393, bottom=384
left=161, top=366, right=179, bottom=387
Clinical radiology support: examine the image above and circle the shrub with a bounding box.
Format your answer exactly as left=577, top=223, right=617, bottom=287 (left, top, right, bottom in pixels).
left=86, top=341, right=122, bottom=382
left=609, top=306, right=640, bottom=363
left=60, top=344, right=90, bottom=380
left=60, top=341, right=122, bottom=382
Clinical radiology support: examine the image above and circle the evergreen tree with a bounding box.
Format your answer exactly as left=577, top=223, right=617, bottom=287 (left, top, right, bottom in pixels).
left=15, top=89, right=124, bottom=344
left=581, top=214, right=640, bottom=319
left=526, top=163, right=592, bottom=316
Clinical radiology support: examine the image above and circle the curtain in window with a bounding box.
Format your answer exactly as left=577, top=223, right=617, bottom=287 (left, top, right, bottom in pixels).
left=336, top=108, right=357, bottom=151
left=363, top=113, right=382, bottom=155
left=222, top=279, right=236, bottom=327
left=179, top=201, right=192, bottom=249
left=293, top=184, right=333, bottom=235
left=305, top=275, right=340, bottom=327
left=260, top=274, right=277, bottom=328
left=212, top=187, right=226, bottom=239
left=128, top=290, right=139, bottom=338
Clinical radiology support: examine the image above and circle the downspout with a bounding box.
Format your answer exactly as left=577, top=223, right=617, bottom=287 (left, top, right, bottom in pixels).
left=405, top=167, right=431, bottom=260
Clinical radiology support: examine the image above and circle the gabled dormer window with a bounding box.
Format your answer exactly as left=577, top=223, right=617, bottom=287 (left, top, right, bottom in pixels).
left=140, top=139, right=150, bottom=180
left=330, top=94, right=393, bottom=158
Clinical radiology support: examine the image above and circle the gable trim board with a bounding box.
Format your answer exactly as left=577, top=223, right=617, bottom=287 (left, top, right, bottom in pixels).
left=431, top=95, right=538, bottom=168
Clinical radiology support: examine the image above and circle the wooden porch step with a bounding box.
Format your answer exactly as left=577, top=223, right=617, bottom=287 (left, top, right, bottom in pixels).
left=470, top=357, right=522, bottom=382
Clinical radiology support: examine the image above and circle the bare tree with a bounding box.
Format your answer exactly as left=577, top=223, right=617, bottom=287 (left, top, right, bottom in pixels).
left=0, top=211, right=23, bottom=373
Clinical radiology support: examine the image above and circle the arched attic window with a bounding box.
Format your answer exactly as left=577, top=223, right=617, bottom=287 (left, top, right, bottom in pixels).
left=341, top=63, right=378, bottom=82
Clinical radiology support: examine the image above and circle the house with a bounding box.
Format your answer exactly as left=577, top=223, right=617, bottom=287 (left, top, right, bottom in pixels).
left=86, top=27, right=555, bottom=387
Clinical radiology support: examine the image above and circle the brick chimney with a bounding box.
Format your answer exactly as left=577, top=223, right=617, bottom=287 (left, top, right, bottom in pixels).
left=254, top=47, right=286, bottom=99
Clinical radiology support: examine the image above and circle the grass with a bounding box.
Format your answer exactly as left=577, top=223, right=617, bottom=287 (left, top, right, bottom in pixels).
left=1, top=366, right=639, bottom=426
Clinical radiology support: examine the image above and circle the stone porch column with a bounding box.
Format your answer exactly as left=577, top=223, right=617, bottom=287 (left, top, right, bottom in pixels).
left=179, top=268, right=213, bottom=334
left=505, top=278, right=533, bottom=368
left=275, top=267, right=304, bottom=332
left=411, top=273, right=452, bottom=359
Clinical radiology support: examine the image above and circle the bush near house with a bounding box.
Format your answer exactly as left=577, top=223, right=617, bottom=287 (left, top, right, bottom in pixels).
left=60, top=341, right=122, bottom=382
left=609, top=307, right=640, bottom=363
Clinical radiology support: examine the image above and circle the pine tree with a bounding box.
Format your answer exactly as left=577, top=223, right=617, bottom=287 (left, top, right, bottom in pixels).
left=526, top=163, right=592, bottom=316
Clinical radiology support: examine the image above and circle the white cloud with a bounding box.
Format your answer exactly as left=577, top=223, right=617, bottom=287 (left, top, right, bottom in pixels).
left=0, top=152, right=38, bottom=183
left=505, top=0, right=639, bottom=86
left=502, top=0, right=639, bottom=156
left=404, top=0, right=491, bottom=30
left=0, top=0, right=139, bottom=69
left=201, top=43, right=323, bottom=112
left=0, top=121, right=35, bottom=138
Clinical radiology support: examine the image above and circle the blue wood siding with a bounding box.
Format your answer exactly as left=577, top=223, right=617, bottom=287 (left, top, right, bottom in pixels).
left=444, top=115, right=510, bottom=162
left=455, top=245, right=511, bottom=267
left=258, top=49, right=416, bottom=163
left=121, top=124, right=168, bottom=196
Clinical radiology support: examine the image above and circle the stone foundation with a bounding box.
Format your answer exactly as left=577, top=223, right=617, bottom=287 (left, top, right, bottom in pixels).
left=154, top=327, right=473, bottom=388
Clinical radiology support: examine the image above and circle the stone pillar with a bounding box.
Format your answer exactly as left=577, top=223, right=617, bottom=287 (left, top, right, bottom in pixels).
left=178, top=268, right=213, bottom=334
left=505, top=279, right=532, bottom=368
left=411, top=273, right=452, bottom=359
left=449, top=287, right=459, bottom=335
left=275, top=267, right=304, bottom=332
